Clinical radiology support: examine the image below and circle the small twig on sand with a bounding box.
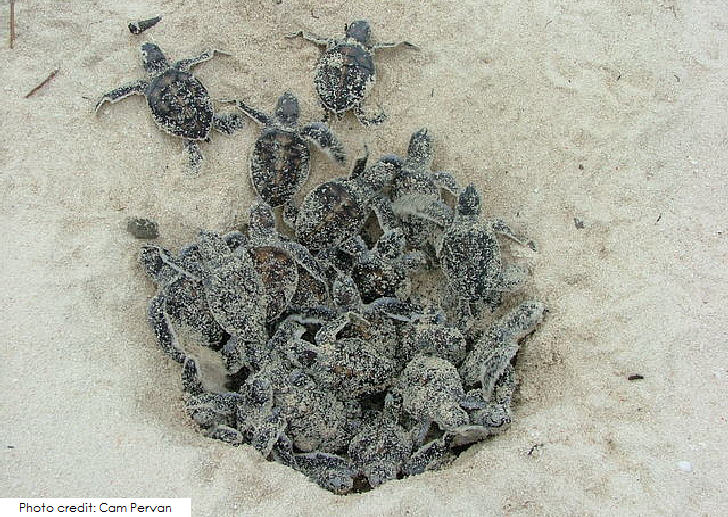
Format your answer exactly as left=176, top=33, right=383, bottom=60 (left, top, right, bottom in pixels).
left=25, top=69, right=60, bottom=98
left=10, top=0, right=16, bottom=49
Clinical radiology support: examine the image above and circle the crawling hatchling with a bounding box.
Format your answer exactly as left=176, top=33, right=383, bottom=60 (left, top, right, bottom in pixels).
left=439, top=183, right=529, bottom=319
left=288, top=20, right=416, bottom=125
left=224, top=92, right=346, bottom=213
left=96, top=43, right=243, bottom=172
left=139, top=244, right=225, bottom=364
left=294, top=151, right=401, bottom=251
left=244, top=200, right=330, bottom=319
left=390, top=129, right=460, bottom=250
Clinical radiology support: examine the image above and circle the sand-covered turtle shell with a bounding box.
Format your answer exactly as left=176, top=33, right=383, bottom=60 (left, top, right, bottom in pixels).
left=440, top=223, right=501, bottom=302
left=295, top=180, right=365, bottom=250
left=351, top=260, right=405, bottom=303
left=315, top=42, right=375, bottom=113
left=163, top=275, right=226, bottom=349
left=251, top=128, right=311, bottom=207
left=145, top=69, right=213, bottom=140
left=247, top=245, right=299, bottom=321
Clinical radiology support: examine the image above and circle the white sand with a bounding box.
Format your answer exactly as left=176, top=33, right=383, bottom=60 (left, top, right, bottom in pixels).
left=2, top=1, right=727, bottom=515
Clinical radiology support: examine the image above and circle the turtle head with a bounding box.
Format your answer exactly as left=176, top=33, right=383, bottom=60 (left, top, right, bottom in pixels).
left=345, top=20, right=371, bottom=45
left=140, top=42, right=170, bottom=75
left=248, top=201, right=276, bottom=238
left=407, top=128, right=434, bottom=168
left=275, top=91, right=300, bottom=126
left=458, top=183, right=482, bottom=218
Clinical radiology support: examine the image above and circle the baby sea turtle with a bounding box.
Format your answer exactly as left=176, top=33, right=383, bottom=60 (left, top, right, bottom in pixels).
left=139, top=244, right=226, bottom=363
left=460, top=301, right=545, bottom=390
left=394, top=355, right=469, bottom=436
left=288, top=20, right=416, bottom=125
left=224, top=92, right=346, bottom=210
left=294, top=152, right=401, bottom=251
left=244, top=201, right=329, bottom=321
left=195, top=231, right=268, bottom=350
left=348, top=415, right=412, bottom=488
left=96, top=42, right=243, bottom=172
left=390, top=128, right=460, bottom=249
left=349, top=229, right=426, bottom=303
left=438, top=184, right=528, bottom=316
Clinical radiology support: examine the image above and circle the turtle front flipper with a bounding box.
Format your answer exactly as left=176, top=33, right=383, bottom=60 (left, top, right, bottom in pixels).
left=286, top=30, right=331, bottom=47
left=95, top=80, right=148, bottom=113
left=372, top=41, right=418, bottom=50
left=370, top=195, right=399, bottom=233
left=186, top=140, right=203, bottom=173
left=432, top=171, right=460, bottom=195
left=221, top=99, right=271, bottom=125
left=147, top=293, right=186, bottom=364
left=173, top=49, right=228, bottom=72
left=392, top=196, right=453, bottom=227
left=212, top=112, right=245, bottom=134
left=491, top=219, right=529, bottom=247
left=301, top=122, right=346, bottom=165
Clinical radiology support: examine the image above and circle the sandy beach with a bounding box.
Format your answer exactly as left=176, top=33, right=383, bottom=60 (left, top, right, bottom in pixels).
left=2, top=1, right=727, bottom=515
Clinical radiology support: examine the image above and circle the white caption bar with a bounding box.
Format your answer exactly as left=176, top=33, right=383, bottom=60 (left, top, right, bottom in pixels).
left=0, top=499, right=191, bottom=517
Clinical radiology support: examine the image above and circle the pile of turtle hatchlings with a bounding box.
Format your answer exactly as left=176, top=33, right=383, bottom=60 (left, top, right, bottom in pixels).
left=98, top=20, right=546, bottom=494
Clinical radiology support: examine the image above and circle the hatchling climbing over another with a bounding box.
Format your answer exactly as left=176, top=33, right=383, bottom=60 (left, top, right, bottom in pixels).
left=391, top=129, right=461, bottom=229
left=294, top=151, right=401, bottom=251
left=288, top=20, right=417, bottom=125
left=95, top=43, right=243, bottom=172
left=223, top=92, right=346, bottom=210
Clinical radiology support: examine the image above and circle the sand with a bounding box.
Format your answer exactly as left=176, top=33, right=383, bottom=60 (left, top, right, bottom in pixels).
left=2, top=1, right=727, bottom=515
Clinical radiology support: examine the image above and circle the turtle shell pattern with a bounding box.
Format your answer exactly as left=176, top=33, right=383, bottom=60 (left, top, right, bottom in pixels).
left=146, top=70, right=213, bottom=140
left=315, top=43, right=375, bottom=113
left=295, top=180, right=365, bottom=250
left=251, top=128, right=311, bottom=207
left=351, top=260, right=405, bottom=303
left=440, top=224, right=502, bottom=302
left=247, top=245, right=299, bottom=321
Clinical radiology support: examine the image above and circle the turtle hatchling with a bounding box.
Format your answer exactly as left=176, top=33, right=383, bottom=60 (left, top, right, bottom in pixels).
left=95, top=42, right=243, bottom=172
left=390, top=128, right=461, bottom=249
left=224, top=92, right=346, bottom=211
left=439, top=183, right=529, bottom=318
left=288, top=20, right=417, bottom=125
left=294, top=151, right=401, bottom=251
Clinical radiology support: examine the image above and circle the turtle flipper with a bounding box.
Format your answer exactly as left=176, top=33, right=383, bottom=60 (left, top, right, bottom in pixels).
left=95, top=80, right=147, bottom=113
left=491, top=219, right=528, bottom=247
left=174, top=49, right=228, bottom=72
left=286, top=31, right=331, bottom=47
left=220, top=99, right=271, bottom=125
left=212, top=112, right=245, bottom=134
left=353, top=104, right=386, bottom=126
left=372, top=41, right=418, bottom=50
left=301, top=122, right=346, bottom=165
left=186, top=140, right=203, bottom=173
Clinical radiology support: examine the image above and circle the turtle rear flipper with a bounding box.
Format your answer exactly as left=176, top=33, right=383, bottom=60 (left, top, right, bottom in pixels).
left=186, top=140, right=203, bottom=173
